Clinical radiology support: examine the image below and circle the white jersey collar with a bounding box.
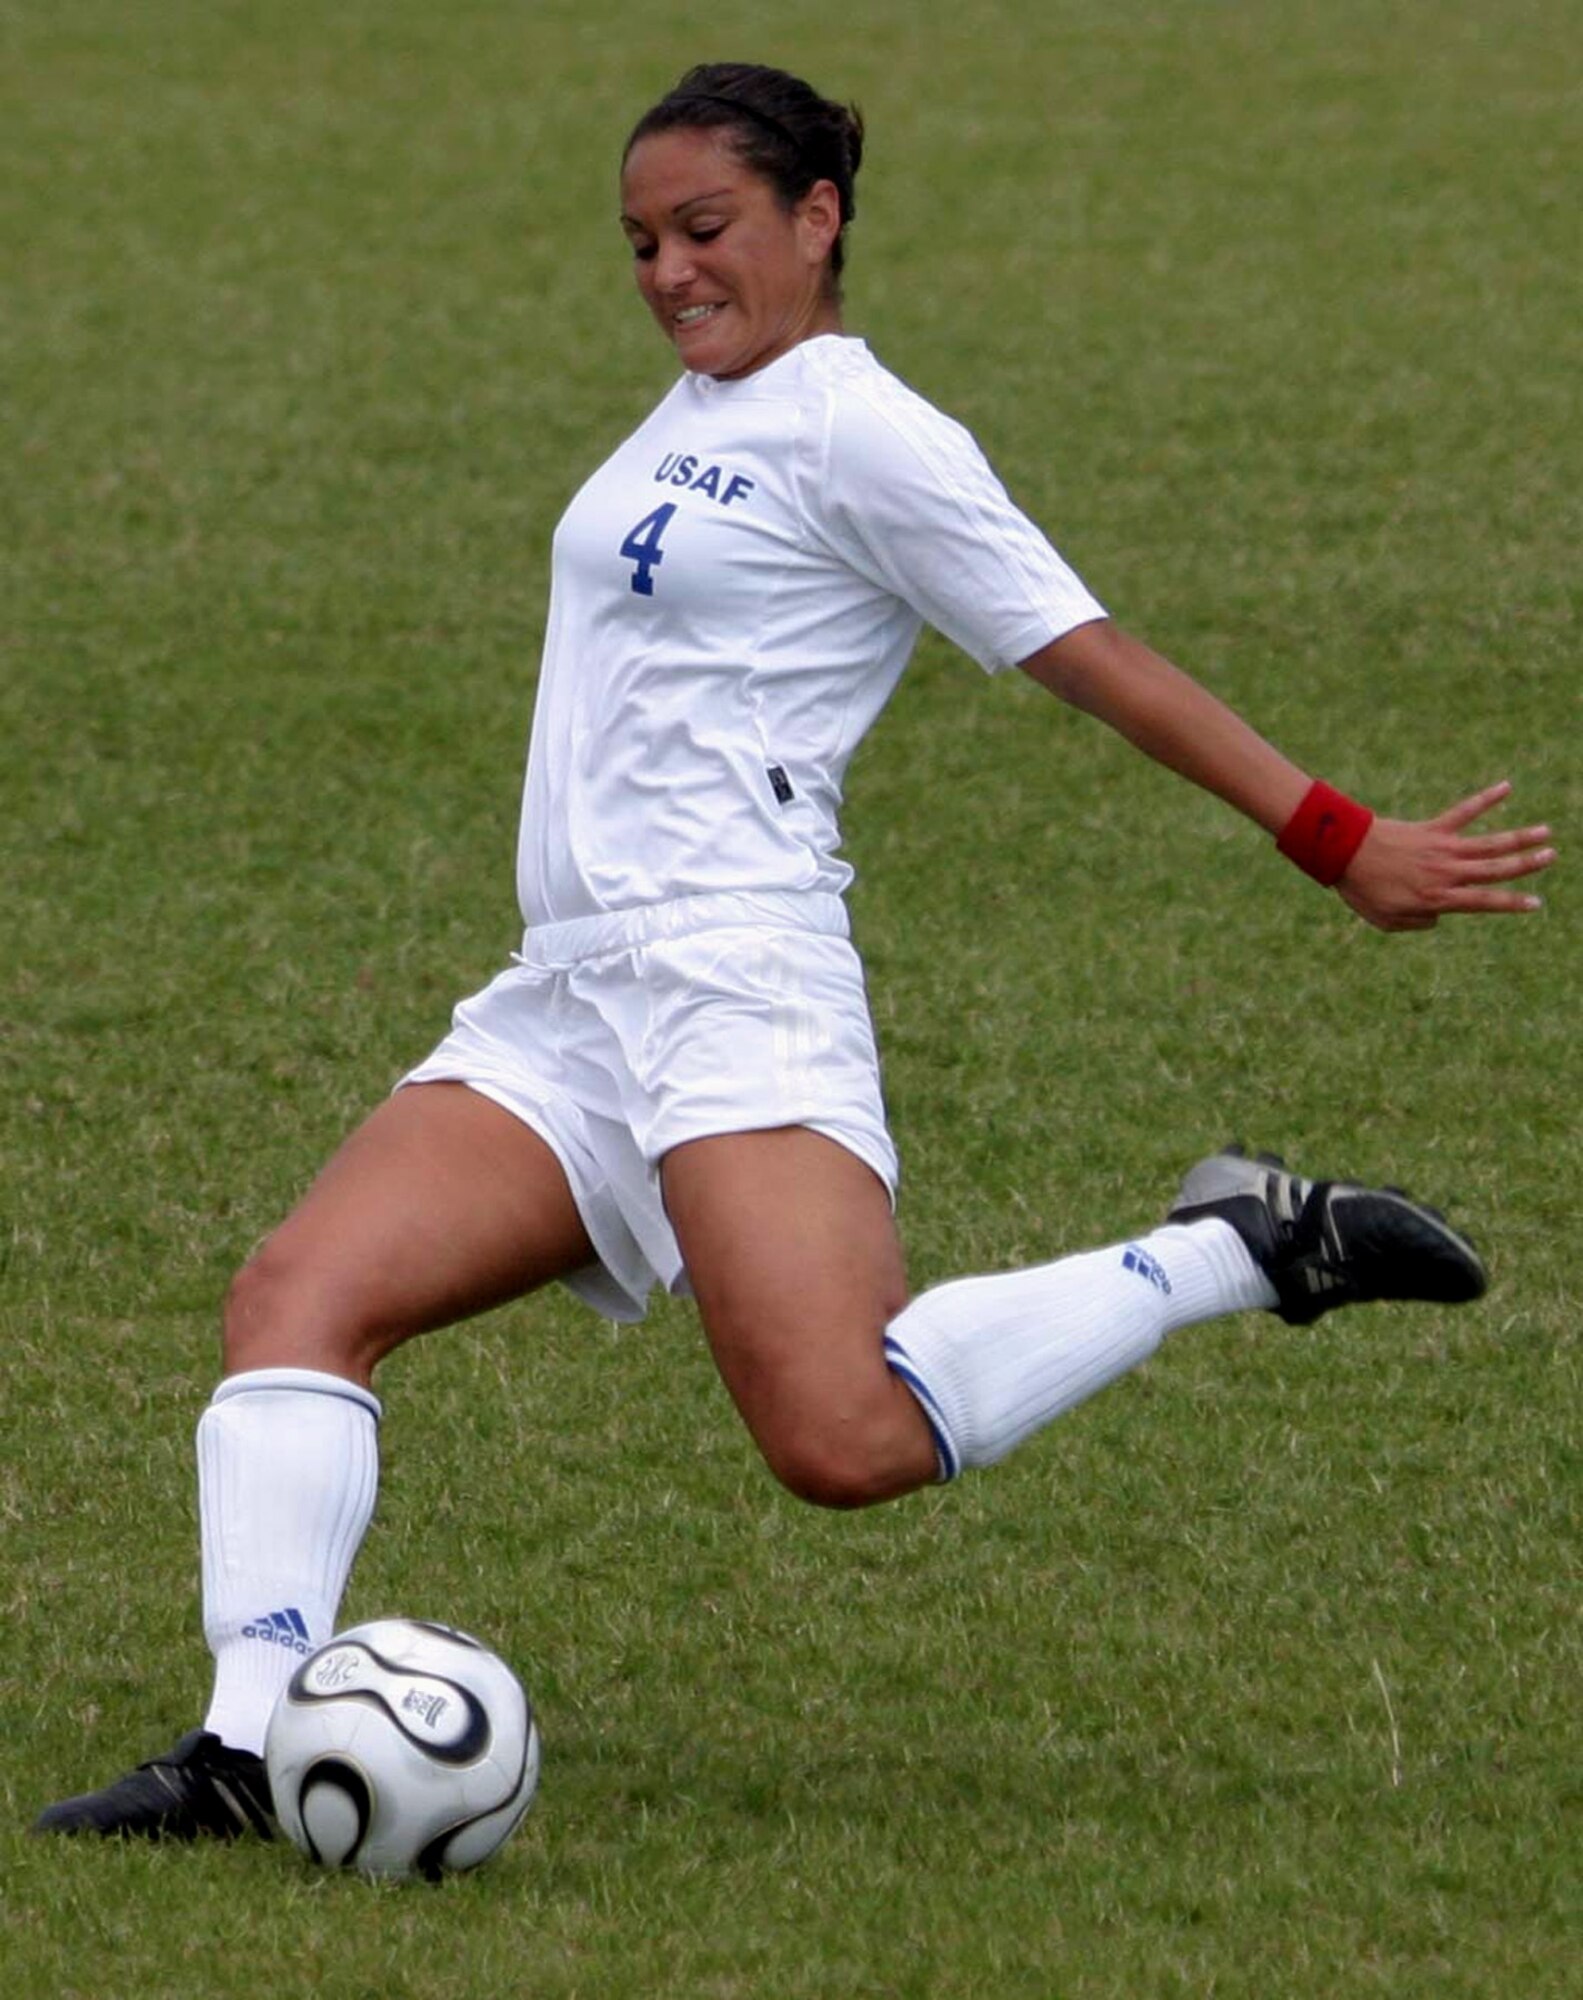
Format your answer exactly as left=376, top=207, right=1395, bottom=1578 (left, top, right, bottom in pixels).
left=685, top=332, right=867, bottom=395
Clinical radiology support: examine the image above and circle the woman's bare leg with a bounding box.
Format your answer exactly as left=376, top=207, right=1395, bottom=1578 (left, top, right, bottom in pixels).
left=197, top=1080, right=595, bottom=1748
left=661, top=1127, right=937, bottom=1507
left=223, top=1080, right=595, bottom=1383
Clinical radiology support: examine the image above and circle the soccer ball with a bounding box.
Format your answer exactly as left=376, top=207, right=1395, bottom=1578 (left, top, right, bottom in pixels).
left=264, top=1618, right=540, bottom=1880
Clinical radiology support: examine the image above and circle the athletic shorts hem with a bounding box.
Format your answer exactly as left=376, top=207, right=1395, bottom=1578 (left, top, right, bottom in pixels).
left=398, top=912, right=898, bottom=1325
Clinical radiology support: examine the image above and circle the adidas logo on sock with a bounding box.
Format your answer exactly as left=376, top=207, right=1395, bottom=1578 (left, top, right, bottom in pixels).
left=241, top=1607, right=313, bottom=1655
left=1122, top=1244, right=1173, bottom=1295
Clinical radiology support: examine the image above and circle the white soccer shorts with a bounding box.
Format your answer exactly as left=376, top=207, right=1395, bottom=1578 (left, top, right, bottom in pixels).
left=400, top=890, right=899, bottom=1321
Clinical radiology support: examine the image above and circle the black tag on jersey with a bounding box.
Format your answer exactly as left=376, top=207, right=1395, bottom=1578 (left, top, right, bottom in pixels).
left=767, top=764, right=795, bottom=805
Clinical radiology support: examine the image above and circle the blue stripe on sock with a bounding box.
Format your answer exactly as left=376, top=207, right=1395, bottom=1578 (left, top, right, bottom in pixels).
left=883, top=1338, right=961, bottom=1482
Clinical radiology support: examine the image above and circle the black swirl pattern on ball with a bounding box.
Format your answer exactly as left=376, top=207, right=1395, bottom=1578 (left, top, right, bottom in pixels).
left=413, top=1711, right=538, bottom=1881
left=286, top=1639, right=492, bottom=1764
left=299, top=1757, right=372, bottom=1868
left=409, top=1620, right=485, bottom=1648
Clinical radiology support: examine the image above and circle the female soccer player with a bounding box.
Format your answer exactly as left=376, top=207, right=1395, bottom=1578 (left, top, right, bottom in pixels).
left=37, top=62, right=1554, bottom=1841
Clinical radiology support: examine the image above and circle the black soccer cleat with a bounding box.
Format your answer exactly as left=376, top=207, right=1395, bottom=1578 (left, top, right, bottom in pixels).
left=1167, top=1146, right=1488, bottom=1326
left=32, top=1729, right=274, bottom=1842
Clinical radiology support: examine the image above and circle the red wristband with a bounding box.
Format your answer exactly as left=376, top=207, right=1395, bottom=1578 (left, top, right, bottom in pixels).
left=1276, top=780, right=1374, bottom=886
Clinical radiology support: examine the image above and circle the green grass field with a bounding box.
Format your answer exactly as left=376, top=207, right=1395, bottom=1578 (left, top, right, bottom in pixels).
left=3, top=1, right=1577, bottom=1993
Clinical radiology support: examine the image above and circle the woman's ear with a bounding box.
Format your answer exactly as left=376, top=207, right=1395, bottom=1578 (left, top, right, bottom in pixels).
left=797, top=178, right=843, bottom=266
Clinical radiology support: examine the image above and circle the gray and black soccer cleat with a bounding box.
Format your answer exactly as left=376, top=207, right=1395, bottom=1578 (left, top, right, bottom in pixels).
left=1167, top=1146, right=1488, bottom=1326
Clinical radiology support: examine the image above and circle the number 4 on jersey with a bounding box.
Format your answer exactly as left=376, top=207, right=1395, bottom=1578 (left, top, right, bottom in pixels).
left=619, top=502, right=677, bottom=596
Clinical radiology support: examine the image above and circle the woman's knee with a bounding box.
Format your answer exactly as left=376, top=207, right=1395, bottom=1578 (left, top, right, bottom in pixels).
left=221, top=1237, right=383, bottom=1382
left=753, top=1400, right=936, bottom=1510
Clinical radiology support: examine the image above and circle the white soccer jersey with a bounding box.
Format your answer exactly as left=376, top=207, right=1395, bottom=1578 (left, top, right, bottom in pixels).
left=516, top=335, right=1105, bottom=926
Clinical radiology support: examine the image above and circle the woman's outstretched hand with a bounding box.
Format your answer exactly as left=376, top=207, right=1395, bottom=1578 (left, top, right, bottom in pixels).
left=1337, top=781, right=1557, bottom=931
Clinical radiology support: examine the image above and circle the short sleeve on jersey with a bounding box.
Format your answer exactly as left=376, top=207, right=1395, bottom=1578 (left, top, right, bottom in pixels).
left=808, top=366, right=1105, bottom=673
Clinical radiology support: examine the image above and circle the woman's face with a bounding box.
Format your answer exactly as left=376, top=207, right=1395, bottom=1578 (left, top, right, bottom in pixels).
left=620, top=127, right=842, bottom=380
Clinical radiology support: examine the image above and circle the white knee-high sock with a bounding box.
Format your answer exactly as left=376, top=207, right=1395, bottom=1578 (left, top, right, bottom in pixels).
left=197, top=1367, right=381, bottom=1753
left=884, top=1219, right=1276, bottom=1477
